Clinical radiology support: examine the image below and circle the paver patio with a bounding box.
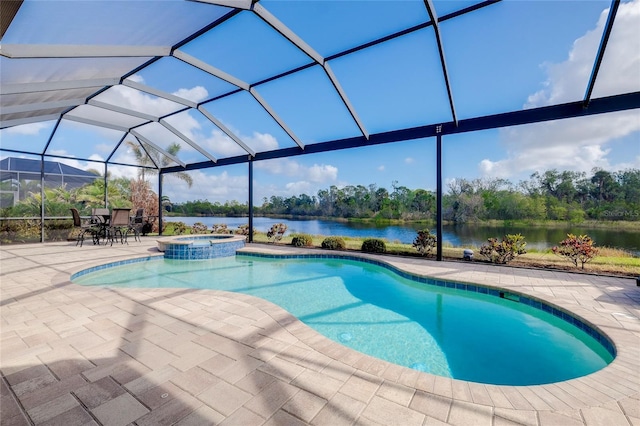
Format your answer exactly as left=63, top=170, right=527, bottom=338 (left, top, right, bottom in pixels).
left=1, top=240, right=638, bottom=425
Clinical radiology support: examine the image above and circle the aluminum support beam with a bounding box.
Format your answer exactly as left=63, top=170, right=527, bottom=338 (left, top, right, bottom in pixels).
left=1, top=114, right=61, bottom=129
left=584, top=0, right=620, bottom=107
left=254, top=3, right=369, bottom=140
left=2, top=98, right=86, bottom=115
left=186, top=0, right=253, bottom=10
left=173, top=50, right=250, bottom=91
left=160, top=119, right=218, bottom=163
left=0, top=78, right=120, bottom=95
left=130, top=130, right=187, bottom=168
left=424, top=0, right=458, bottom=126
left=436, top=133, right=443, bottom=261
left=249, top=87, right=305, bottom=149
left=63, top=115, right=132, bottom=132
left=248, top=159, right=254, bottom=243
left=197, top=105, right=256, bottom=156
left=122, top=80, right=198, bottom=108
left=0, top=44, right=169, bottom=58
left=162, top=91, right=640, bottom=173
left=323, top=62, right=370, bottom=140
left=88, top=99, right=159, bottom=122
left=158, top=173, right=164, bottom=236
left=253, top=3, right=324, bottom=65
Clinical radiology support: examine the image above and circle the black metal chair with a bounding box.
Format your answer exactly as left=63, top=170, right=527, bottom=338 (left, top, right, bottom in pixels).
left=70, top=208, right=98, bottom=247
left=127, top=208, right=145, bottom=242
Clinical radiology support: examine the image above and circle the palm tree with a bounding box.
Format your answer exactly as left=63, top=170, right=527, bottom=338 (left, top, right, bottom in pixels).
left=126, top=141, right=193, bottom=187
left=161, top=195, right=173, bottom=212
left=126, top=140, right=193, bottom=233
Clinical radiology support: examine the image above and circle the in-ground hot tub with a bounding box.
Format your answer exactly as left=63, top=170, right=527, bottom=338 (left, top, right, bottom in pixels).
left=157, top=234, right=246, bottom=260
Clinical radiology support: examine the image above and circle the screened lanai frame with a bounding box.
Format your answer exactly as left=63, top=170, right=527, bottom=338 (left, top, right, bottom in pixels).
left=1, top=0, right=639, bottom=257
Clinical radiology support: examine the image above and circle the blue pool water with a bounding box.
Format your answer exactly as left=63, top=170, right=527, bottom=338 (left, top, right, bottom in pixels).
left=72, top=254, right=614, bottom=385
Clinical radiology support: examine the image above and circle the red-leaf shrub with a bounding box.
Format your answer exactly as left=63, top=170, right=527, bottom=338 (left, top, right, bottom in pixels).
left=552, top=234, right=598, bottom=269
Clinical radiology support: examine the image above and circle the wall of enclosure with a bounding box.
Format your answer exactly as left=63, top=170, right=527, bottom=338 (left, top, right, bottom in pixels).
left=1, top=112, right=639, bottom=250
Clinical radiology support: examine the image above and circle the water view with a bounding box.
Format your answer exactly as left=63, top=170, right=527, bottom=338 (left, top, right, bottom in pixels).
left=165, top=216, right=640, bottom=255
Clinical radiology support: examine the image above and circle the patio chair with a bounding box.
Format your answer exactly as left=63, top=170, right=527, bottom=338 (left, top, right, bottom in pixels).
left=127, top=208, right=144, bottom=242
left=90, top=207, right=111, bottom=244
left=70, top=208, right=98, bottom=247
left=107, top=208, right=131, bottom=245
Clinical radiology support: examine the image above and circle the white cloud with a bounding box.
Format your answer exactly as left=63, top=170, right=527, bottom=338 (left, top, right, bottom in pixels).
left=285, top=180, right=313, bottom=195
left=480, top=0, right=640, bottom=179
left=255, top=158, right=338, bottom=183
left=127, top=74, right=145, bottom=84
left=246, top=131, right=279, bottom=152
left=252, top=158, right=339, bottom=200
left=6, top=122, right=50, bottom=135
left=307, top=164, right=338, bottom=183
left=97, top=80, right=209, bottom=120
left=378, top=165, right=385, bottom=171
left=404, top=157, right=414, bottom=164
left=173, top=86, right=209, bottom=103
left=163, top=170, right=248, bottom=203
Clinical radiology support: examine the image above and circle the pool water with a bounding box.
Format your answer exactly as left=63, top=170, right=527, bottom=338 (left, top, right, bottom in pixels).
left=73, top=255, right=614, bottom=385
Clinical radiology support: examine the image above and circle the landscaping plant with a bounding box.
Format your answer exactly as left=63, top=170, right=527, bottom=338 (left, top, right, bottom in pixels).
left=211, top=223, right=229, bottom=234
left=552, top=233, right=599, bottom=269
left=413, top=229, right=437, bottom=257
left=291, top=233, right=313, bottom=247
left=191, top=222, right=208, bottom=234
left=267, top=223, right=287, bottom=243
left=361, top=238, right=386, bottom=253
left=321, top=236, right=346, bottom=250
left=479, top=233, right=527, bottom=264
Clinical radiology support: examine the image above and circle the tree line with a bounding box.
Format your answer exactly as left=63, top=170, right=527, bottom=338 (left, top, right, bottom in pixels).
left=171, top=168, right=640, bottom=223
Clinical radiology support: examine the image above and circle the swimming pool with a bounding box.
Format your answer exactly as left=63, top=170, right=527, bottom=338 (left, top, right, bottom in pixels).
left=72, top=253, right=614, bottom=385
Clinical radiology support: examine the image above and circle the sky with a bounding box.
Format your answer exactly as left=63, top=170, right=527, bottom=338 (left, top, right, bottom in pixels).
left=1, top=0, right=639, bottom=205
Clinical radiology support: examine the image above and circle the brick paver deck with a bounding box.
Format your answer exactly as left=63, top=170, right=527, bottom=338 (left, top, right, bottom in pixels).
left=1, top=240, right=638, bottom=425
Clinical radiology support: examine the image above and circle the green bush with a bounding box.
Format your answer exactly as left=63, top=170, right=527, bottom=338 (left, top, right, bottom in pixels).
left=291, top=233, right=313, bottom=247
left=361, top=238, right=386, bottom=253
left=479, top=233, right=527, bottom=264
left=0, top=218, right=42, bottom=243
left=164, top=221, right=187, bottom=235
left=321, top=236, right=346, bottom=250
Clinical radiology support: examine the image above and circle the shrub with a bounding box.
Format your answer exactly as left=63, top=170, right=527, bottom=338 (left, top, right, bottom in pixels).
left=321, top=236, right=346, bottom=250
left=413, top=229, right=437, bottom=257
left=552, top=233, right=598, bottom=269
left=211, top=223, right=229, bottom=234
left=191, top=222, right=208, bottom=234
left=165, top=221, right=187, bottom=235
left=291, top=233, right=313, bottom=247
left=479, top=233, right=527, bottom=264
left=267, top=223, right=287, bottom=243
left=235, top=224, right=253, bottom=241
left=361, top=238, right=386, bottom=253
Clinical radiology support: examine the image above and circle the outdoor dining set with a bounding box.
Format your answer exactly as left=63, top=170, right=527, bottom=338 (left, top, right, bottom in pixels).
left=70, top=207, right=147, bottom=247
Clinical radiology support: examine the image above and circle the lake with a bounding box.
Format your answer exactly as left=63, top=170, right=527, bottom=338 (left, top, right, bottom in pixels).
left=164, top=216, right=640, bottom=254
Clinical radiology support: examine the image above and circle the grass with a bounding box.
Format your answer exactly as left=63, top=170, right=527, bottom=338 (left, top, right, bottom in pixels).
left=249, top=232, right=640, bottom=277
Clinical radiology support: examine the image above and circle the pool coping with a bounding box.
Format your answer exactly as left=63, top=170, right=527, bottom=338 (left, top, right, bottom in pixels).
left=156, top=233, right=246, bottom=252
left=2, top=241, right=639, bottom=425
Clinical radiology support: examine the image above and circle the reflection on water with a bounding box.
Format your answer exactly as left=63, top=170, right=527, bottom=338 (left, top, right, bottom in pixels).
left=166, top=216, right=639, bottom=254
